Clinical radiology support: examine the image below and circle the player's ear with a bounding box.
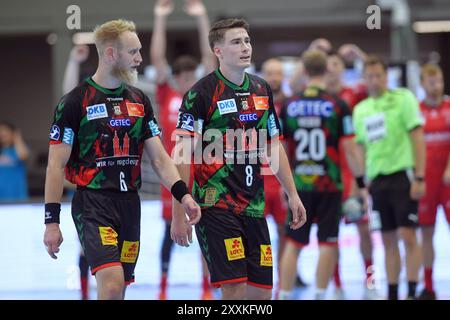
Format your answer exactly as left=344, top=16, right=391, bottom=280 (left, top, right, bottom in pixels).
left=213, top=46, right=222, bottom=60
left=104, top=45, right=118, bottom=64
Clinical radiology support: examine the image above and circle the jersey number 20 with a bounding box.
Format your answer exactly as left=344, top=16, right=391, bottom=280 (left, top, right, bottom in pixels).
left=294, top=128, right=326, bottom=161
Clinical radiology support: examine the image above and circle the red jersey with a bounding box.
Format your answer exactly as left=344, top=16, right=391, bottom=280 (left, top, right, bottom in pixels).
left=156, top=83, right=183, bottom=220
left=156, top=83, right=183, bottom=154
left=421, top=97, right=450, bottom=174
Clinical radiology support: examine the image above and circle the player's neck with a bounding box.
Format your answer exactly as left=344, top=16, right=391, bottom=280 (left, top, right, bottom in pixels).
left=424, top=95, right=443, bottom=107
left=326, top=79, right=343, bottom=94
left=370, top=88, right=387, bottom=98
left=219, top=66, right=246, bottom=87
left=92, top=68, right=122, bottom=90
left=308, top=77, right=326, bottom=90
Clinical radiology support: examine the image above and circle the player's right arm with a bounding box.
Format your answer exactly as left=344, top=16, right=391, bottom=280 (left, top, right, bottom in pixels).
left=150, top=0, right=174, bottom=84
left=43, top=143, right=72, bottom=259
left=171, top=135, right=196, bottom=247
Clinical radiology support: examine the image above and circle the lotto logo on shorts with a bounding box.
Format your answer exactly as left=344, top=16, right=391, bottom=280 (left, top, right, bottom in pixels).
left=260, top=245, right=273, bottom=267
left=120, top=241, right=139, bottom=263
left=99, top=227, right=118, bottom=246
left=224, top=237, right=245, bottom=261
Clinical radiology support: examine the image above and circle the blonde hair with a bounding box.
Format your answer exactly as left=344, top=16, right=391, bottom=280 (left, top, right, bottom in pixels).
left=93, top=19, right=136, bottom=53
left=302, top=49, right=327, bottom=77
left=421, top=63, right=443, bottom=81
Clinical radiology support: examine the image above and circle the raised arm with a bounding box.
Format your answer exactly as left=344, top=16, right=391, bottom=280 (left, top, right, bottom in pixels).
left=183, top=0, right=217, bottom=73
left=62, top=45, right=89, bottom=94
left=150, top=0, right=174, bottom=84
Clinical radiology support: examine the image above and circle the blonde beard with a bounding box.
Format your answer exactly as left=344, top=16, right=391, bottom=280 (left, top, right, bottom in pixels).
left=112, top=66, right=138, bottom=85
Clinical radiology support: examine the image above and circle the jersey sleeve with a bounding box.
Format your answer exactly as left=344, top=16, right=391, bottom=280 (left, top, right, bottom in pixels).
left=266, top=84, right=283, bottom=142
left=48, top=92, right=82, bottom=146
left=401, top=89, right=423, bottom=131
left=142, top=93, right=162, bottom=141
left=175, top=88, right=206, bottom=137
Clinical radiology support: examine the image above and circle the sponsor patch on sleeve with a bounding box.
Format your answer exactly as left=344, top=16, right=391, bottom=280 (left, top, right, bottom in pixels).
left=49, top=125, right=60, bottom=141
left=180, top=113, right=195, bottom=132
left=148, top=120, right=161, bottom=136
left=62, top=127, right=74, bottom=145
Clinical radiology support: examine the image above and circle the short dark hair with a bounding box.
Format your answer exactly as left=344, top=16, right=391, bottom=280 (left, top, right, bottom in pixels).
left=171, top=55, right=198, bottom=76
left=208, top=18, right=250, bottom=50
left=363, top=54, right=387, bottom=72
left=302, top=49, right=327, bottom=77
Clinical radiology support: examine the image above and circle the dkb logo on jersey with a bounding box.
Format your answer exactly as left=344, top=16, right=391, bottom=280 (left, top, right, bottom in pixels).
left=120, top=241, right=139, bottom=263
left=87, top=104, right=108, bottom=120
left=99, top=227, right=118, bottom=246
left=217, top=99, right=238, bottom=115
left=260, top=245, right=273, bottom=267
left=224, top=237, right=245, bottom=261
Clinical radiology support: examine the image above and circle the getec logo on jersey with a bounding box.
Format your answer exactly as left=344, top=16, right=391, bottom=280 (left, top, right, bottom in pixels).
left=99, top=227, right=118, bottom=246
left=217, top=99, right=238, bottom=115
left=87, top=104, right=108, bottom=120
left=109, top=119, right=131, bottom=127
left=253, top=96, right=269, bottom=110
left=120, top=241, right=139, bottom=263
left=239, top=113, right=258, bottom=122
left=126, top=102, right=145, bottom=117
left=260, top=245, right=273, bottom=266
left=224, top=237, right=245, bottom=261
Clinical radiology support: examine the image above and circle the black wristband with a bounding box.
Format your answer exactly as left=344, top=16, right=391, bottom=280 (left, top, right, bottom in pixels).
left=355, top=176, right=366, bottom=189
left=45, top=203, right=61, bottom=224
left=171, top=180, right=190, bottom=203
left=415, top=176, right=424, bottom=182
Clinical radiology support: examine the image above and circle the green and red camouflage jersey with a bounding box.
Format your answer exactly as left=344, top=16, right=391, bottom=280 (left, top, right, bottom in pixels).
left=48, top=77, right=161, bottom=192
left=176, top=69, right=282, bottom=218
left=280, top=86, right=353, bottom=192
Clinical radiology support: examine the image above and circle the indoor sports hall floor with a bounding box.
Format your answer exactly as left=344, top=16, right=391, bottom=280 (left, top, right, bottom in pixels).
left=1, top=201, right=449, bottom=300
